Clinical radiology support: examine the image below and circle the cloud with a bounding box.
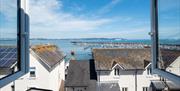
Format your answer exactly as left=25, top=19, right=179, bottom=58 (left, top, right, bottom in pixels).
left=0, top=0, right=17, bottom=38
left=29, top=0, right=114, bottom=38
left=97, top=0, right=122, bottom=15
left=0, top=0, right=17, bottom=20
left=68, top=27, right=150, bottom=39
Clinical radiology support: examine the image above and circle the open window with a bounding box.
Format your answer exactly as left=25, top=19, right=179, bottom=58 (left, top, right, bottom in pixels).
left=0, top=0, right=29, bottom=87
left=151, top=0, right=180, bottom=84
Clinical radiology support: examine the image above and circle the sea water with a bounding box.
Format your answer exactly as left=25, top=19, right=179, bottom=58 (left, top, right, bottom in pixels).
left=1, top=39, right=180, bottom=61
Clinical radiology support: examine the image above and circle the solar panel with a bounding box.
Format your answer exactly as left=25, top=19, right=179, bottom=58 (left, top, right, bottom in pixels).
left=0, top=46, right=17, bottom=68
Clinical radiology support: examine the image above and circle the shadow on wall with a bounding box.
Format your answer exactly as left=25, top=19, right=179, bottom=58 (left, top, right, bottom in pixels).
left=89, top=59, right=97, bottom=80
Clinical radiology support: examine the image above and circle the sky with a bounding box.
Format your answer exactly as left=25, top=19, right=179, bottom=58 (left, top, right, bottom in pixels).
left=0, top=0, right=180, bottom=39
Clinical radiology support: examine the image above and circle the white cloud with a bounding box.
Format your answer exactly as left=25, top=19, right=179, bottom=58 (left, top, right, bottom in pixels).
left=29, top=0, right=114, bottom=38
left=0, top=0, right=17, bottom=20
left=97, top=0, right=122, bottom=15
left=0, top=0, right=17, bottom=38
left=82, top=27, right=150, bottom=39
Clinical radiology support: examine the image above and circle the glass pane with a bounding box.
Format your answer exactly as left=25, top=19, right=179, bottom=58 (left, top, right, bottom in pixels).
left=0, top=0, right=19, bottom=79
left=158, top=0, right=180, bottom=76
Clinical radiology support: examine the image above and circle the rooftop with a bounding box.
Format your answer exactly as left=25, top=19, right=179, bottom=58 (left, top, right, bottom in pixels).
left=93, top=48, right=151, bottom=70
left=93, top=48, right=180, bottom=70
left=30, top=44, right=65, bottom=71
left=65, top=60, right=96, bottom=91
left=160, top=49, right=180, bottom=68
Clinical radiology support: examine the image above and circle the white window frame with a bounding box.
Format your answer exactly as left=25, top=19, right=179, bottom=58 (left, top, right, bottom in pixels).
left=150, top=0, right=180, bottom=84
left=30, top=67, right=36, bottom=78
left=0, top=0, right=29, bottom=87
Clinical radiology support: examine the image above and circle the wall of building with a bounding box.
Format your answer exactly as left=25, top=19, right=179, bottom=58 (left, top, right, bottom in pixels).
left=0, top=54, right=65, bottom=91
left=49, top=60, right=65, bottom=91
left=97, top=66, right=159, bottom=91
left=0, top=82, right=13, bottom=91
left=14, top=54, right=51, bottom=91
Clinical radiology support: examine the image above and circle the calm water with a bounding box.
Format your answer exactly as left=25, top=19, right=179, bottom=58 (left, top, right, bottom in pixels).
left=1, top=39, right=180, bottom=60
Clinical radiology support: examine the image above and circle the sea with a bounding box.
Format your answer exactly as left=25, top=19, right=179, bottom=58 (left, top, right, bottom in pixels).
left=1, top=38, right=180, bottom=61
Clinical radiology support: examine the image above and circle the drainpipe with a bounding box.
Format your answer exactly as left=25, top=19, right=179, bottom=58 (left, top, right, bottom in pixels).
left=98, top=71, right=101, bottom=91
left=135, top=69, right=137, bottom=91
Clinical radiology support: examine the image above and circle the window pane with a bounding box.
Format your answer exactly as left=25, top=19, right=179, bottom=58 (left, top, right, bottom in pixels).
left=0, top=0, right=19, bottom=79
left=158, top=0, right=180, bottom=76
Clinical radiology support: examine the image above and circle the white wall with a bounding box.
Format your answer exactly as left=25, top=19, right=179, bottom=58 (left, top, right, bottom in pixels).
left=0, top=53, right=65, bottom=91
left=0, top=82, right=13, bottom=91
left=14, top=54, right=51, bottom=91
left=49, top=60, right=65, bottom=91
left=97, top=66, right=159, bottom=91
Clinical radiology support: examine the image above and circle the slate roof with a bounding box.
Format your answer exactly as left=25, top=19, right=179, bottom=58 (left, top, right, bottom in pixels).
left=93, top=48, right=180, bottom=70
left=160, top=49, right=180, bottom=68
left=30, top=44, right=65, bottom=72
left=93, top=48, right=151, bottom=70
left=65, top=60, right=90, bottom=87
left=65, top=60, right=97, bottom=91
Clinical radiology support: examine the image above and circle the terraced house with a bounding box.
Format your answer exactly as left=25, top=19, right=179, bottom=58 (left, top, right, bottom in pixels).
left=93, top=48, right=180, bottom=91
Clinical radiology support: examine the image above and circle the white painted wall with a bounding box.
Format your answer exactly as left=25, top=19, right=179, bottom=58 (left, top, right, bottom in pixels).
left=14, top=54, right=51, bottom=91
left=97, top=65, right=159, bottom=91
left=49, top=60, right=65, bottom=91
left=0, top=83, right=13, bottom=91
left=0, top=53, right=65, bottom=91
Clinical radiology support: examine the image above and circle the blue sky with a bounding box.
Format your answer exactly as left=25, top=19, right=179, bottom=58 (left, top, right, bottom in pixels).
left=0, top=0, right=180, bottom=39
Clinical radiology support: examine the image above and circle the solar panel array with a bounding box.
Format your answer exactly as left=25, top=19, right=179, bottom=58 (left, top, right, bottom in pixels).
left=0, top=47, right=17, bottom=68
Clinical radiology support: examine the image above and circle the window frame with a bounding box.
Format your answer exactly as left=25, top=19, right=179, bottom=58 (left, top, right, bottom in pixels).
left=29, top=67, right=36, bottom=78
left=0, top=0, right=29, bottom=87
left=151, top=0, right=180, bottom=84
left=143, top=87, right=148, bottom=91
left=114, top=68, right=120, bottom=76
left=122, top=87, right=128, bottom=91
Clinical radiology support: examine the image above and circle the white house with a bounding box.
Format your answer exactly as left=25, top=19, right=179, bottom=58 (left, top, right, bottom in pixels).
left=93, top=48, right=160, bottom=91
left=0, top=44, right=65, bottom=91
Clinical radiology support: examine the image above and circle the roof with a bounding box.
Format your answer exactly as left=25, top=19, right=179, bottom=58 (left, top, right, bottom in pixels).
left=160, top=49, right=180, bottom=68
left=151, top=81, right=180, bottom=90
left=93, top=48, right=151, bottom=70
left=0, top=46, right=17, bottom=68
left=30, top=44, right=65, bottom=72
left=65, top=60, right=97, bottom=90
left=65, top=60, right=90, bottom=87
left=99, top=83, right=120, bottom=91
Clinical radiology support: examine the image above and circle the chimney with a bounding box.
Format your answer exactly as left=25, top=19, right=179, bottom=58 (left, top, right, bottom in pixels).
left=70, top=51, right=76, bottom=60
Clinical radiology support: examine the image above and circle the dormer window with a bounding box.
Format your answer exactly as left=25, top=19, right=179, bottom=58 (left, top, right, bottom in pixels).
left=114, top=68, right=120, bottom=76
